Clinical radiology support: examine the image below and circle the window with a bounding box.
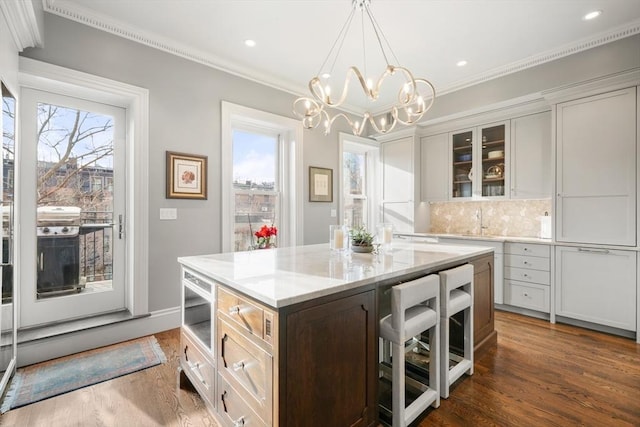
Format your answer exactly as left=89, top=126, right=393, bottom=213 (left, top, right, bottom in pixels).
left=232, top=129, right=280, bottom=251
left=221, top=102, right=303, bottom=252
left=339, top=133, right=380, bottom=229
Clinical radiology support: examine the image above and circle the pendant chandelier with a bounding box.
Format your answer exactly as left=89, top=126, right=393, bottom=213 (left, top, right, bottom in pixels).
left=293, top=0, right=435, bottom=136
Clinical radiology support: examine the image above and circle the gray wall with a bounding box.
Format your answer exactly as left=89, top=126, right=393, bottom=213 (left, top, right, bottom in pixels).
left=22, top=13, right=344, bottom=313
left=19, top=13, right=640, bottom=315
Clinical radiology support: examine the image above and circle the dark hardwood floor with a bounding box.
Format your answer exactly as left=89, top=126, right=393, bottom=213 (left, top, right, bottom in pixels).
left=1, top=311, right=638, bottom=426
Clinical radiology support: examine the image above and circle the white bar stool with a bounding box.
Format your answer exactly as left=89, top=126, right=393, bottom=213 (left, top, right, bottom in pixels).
left=439, top=264, right=474, bottom=399
left=380, top=275, right=440, bottom=427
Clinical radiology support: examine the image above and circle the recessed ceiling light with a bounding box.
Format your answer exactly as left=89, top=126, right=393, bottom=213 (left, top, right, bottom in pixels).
left=583, top=10, right=602, bottom=20
left=456, top=60, right=468, bottom=67
left=244, top=39, right=256, bottom=47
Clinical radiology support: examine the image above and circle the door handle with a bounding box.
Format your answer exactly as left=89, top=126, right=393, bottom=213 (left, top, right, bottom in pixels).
left=118, top=214, right=124, bottom=239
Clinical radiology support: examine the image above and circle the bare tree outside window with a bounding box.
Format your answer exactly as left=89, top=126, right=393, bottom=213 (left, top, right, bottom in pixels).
left=36, top=103, right=115, bottom=287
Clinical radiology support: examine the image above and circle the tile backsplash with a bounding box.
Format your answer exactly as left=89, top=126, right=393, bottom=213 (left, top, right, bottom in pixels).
left=429, top=199, right=552, bottom=238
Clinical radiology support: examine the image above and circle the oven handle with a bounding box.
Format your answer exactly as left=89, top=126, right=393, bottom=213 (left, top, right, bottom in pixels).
left=0, top=200, right=13, bottom=267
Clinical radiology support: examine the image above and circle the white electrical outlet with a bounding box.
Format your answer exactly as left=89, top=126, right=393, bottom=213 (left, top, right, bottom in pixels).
left=159, top=208, right=177, bottom=220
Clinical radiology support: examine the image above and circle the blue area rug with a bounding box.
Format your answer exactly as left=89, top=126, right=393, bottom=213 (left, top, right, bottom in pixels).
left=1, top=335, right=166, bottom=412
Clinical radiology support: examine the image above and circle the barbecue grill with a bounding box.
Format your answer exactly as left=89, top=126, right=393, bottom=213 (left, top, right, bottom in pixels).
left=36, top=206, right=82, bottom=296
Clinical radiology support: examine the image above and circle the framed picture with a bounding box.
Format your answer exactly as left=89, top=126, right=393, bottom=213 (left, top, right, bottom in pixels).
left=309, top=166, right=333, bottom=202
left=166, top=151, right=208, bottom=199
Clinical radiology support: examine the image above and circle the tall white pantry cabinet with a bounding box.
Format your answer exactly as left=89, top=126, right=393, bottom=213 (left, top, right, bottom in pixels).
left=554, top=86, right=638, bottom=337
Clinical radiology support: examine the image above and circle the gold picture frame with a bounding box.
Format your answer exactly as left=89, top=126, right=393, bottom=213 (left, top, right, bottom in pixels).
left=166, top=151, right=208, bottom=199
left=309, top=166, right=333, bottom=202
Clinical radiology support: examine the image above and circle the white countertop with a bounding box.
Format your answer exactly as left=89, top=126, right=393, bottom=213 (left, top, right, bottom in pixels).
left=178, top=241, right=493, bottom=309
left=396, top=232, right=553, bottom=244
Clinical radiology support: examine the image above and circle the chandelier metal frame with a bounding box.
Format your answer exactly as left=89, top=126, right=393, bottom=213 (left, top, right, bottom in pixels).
left=293, top=0, right=435, bottom=136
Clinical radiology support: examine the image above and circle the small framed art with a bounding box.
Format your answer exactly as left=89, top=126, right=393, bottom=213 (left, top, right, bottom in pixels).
left=166, top=151, right=208, bottom=199
left=309, top=166, right=333, bottom=202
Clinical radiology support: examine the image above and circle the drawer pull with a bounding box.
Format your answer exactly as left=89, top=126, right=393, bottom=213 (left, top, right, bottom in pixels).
left=523, top=273, right=529, bottom=278
left=523, top=261, right=529, bottom=265
left=232, top=361, right=245, bottom=371
left=229, top=305, right=241, bottom=315
left=523, top=247, right=530, bottom=251
left=523, top=292, right=529, bottom=298
left=578, top=248, right=610, bottom=254
left=233, top=417, right=246, bottom=427
left=187, top=360, right=206, bottom=385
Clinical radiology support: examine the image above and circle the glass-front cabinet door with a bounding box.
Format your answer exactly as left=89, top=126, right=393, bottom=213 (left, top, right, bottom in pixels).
left=450, top=121, right=509, bottom=199
left=480, top=123, right=508, bottom=198
left=451, top=128, right=475, bottom=199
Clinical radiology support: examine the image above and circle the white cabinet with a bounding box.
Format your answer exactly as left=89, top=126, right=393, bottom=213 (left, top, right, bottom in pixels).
left=555, top=246, right=636, bottom=332
left=504, top=243, right=551, bottom=314
left=450, top=121, right=510, bottom=199
left=556, top=88, right=637, bottom=246
left=420, top=133, right=449, bottom=202
left=510, top=112, right=551, bottom=199
left=381, top=135, right=417, bottom=232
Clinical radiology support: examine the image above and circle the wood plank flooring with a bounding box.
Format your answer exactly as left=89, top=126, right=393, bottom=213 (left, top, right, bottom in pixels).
left=1, top=310, right=638, bottom=426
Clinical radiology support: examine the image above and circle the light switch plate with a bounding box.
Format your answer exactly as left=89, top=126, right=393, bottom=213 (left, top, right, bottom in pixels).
left=160, top=208, right=177, bottom=220
left=330, top=209, right=337, bottom=217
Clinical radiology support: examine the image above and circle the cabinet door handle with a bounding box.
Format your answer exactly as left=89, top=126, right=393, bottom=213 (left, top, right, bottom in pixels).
left=233, top=417, right=245, bottom=427
left=187, top=361, right=206, bottom=385
left=578, top=248, right=610, bottom=254
left=232, top=361, right=245, bottom=371
left=229, top=305, right=241, bottom=315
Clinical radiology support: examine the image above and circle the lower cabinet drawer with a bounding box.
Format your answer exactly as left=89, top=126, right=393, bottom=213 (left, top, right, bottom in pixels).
left=218, top=374, right=267, bottom=427
left=504, top=266, right=550, bottom=285
left=504, top=280, right=550, bottom=313
left=181, top=330, right=215, bottom=407
left=218, top=319, right=272, bottom=424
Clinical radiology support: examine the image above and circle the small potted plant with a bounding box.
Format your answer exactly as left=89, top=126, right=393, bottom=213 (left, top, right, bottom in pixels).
left=349, top=225, right=374, bottom=253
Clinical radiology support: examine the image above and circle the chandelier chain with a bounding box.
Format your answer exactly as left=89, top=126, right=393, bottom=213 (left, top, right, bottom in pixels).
left=364, top=2, right=398, bottom=66
left=316, top=6, right=356, bottom=77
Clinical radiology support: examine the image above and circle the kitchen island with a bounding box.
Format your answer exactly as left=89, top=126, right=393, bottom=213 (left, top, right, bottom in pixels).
left=178, top=241, right=495, bottom=427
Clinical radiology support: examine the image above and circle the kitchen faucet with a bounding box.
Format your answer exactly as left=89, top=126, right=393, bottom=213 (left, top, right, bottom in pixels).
left=476, top=208, right=488, bottom=236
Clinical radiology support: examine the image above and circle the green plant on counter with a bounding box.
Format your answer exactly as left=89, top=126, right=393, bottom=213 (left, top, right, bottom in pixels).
left=349, top=225, right=374, bottom=247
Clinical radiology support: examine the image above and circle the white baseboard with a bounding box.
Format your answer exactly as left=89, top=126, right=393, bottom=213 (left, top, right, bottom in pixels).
left=16, top=306, right=181, bottom=367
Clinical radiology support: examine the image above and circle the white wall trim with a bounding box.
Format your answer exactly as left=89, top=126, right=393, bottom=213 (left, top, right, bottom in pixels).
left=0, top=0, right=42, bottom=51
left=221, top=101, right=304, bottom=252
left=17, top=307, right=180, bottom=367
left=18, top=57, right=150, bottom=316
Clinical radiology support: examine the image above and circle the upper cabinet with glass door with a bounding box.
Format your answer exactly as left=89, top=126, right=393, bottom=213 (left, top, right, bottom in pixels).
left=479, top=123, right=509, bottom=198
left=450, top=121, right=509, bottom=199
left=451, top=128, right=475, bottom=199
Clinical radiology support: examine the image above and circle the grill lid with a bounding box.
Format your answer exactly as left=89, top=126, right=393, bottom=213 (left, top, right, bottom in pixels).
left=37, top=206, right=81, bottom=227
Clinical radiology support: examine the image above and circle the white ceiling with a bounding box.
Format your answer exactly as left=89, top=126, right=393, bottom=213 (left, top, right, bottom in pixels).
left=44, top=0, right=640, bottom=114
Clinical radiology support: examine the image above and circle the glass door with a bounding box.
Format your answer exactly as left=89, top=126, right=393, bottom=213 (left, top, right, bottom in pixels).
left=19, top=88, right=126, bottom=327
left=0, top=82, right=17, bottom=395
left=480, top=124, right=507, bottom=197
left=451, top=129, right=475, bottom=198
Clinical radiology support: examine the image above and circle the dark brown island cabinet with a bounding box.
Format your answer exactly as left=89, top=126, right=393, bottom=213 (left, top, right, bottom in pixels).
left=179, top=247, right=495, bottom=427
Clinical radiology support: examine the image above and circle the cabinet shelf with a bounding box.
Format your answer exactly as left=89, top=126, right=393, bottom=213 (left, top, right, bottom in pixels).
left=454, top=180, right=472, bottom=184
left=483, top=177, right=504, bottom=183
left=453, top=144, right=473, bottom=151
left=483, top=157, right=505, bottom=162
left=453, top=160, right=472, bottom=166
left=481, top=140, right=505, bottom=148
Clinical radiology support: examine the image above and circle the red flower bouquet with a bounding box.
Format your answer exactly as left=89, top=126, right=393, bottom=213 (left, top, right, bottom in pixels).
left=255, top=225, right=277, bottom=249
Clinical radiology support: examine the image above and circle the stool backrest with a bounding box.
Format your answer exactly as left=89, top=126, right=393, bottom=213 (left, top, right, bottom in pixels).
left=391, top=274, right=439, bottom=331
left=439, top=264, right=474, bottom=294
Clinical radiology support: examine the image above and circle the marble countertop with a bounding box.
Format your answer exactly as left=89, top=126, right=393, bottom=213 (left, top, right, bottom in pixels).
left=178, top=241, right=493, bottom=309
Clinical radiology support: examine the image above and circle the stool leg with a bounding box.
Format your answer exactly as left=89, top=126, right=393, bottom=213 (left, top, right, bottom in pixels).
left=430, top=322, right=440, bottom=408
left=392, top=341, right=405, bottom=427
left=465, top=307, right=474, bottom=375
left=440, top=315, right=450, bottom=399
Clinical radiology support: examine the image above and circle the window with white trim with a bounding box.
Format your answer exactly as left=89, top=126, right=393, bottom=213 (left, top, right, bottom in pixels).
left=221, top=102, right=303, bottom=252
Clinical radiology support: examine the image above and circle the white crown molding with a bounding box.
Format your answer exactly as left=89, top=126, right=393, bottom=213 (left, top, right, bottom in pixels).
left=0, top=0, right=43, bottom=51
left=43, top=0, right=640, bottom=114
